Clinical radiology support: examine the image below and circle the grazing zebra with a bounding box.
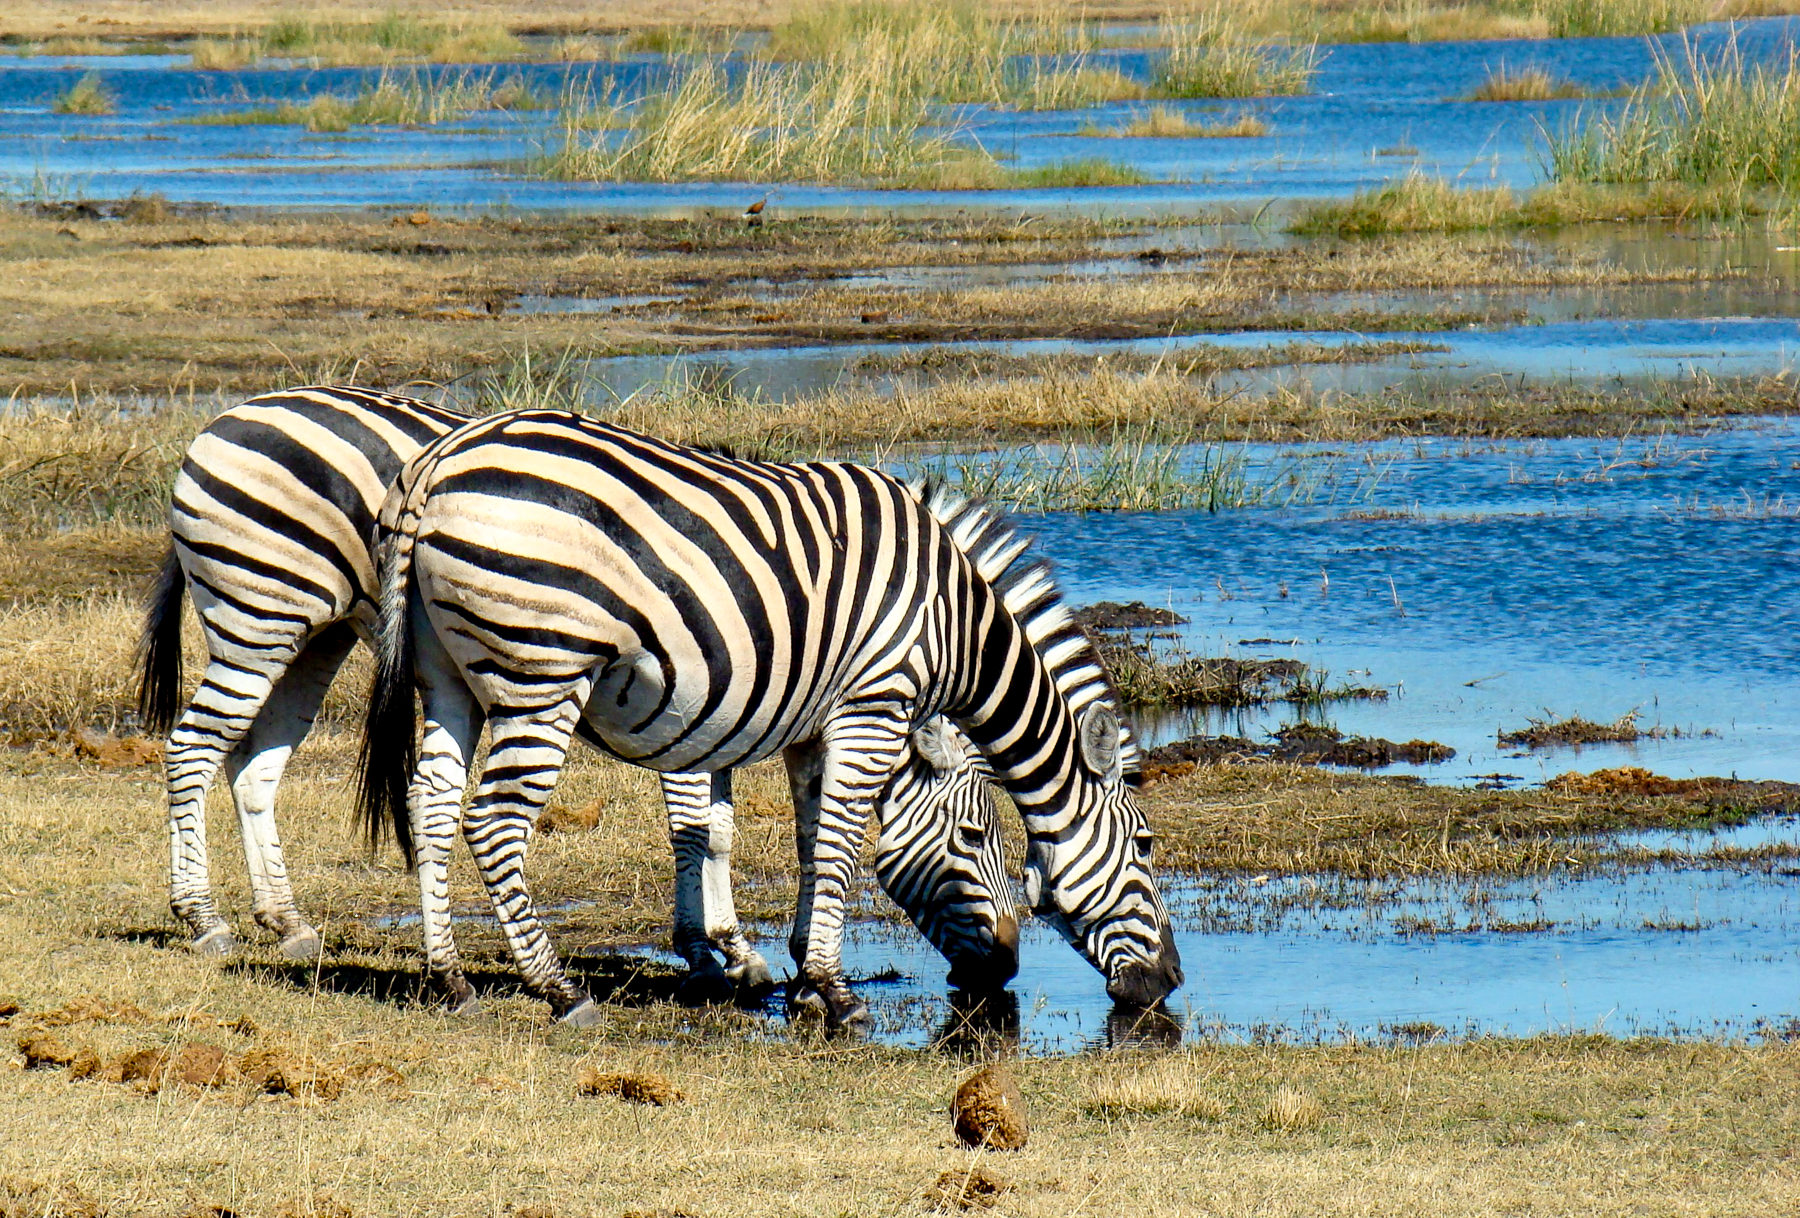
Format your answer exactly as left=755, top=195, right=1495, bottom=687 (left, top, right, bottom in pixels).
left=138, top=386, right=1017, bottom=1002
left=359, top=409, right=1182, bottom=1028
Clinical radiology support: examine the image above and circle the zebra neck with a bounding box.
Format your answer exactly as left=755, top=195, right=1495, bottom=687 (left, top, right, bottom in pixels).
left=951, top=611, right=1078, bottom=816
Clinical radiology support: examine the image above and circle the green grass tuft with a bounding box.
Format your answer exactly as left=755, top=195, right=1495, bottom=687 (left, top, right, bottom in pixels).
left=1464, top=63, right=1594, bottom=101
left=51, top=73, right=113, bottom=116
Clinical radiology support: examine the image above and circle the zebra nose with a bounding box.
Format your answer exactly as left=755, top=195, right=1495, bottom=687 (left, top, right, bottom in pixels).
left=946, top=911, right=1020, bottom=990
left=1104, top=923, right=1183, bottom=1006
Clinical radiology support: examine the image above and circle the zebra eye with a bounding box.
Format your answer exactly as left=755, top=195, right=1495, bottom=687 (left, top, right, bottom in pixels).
left=1133, top=832, right=1154, bottom=861
left=957, top=823, right=988, bottom=850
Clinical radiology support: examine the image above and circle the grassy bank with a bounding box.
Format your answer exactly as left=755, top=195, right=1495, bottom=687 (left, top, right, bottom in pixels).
left=1289, top=173, right=1767, bottom=235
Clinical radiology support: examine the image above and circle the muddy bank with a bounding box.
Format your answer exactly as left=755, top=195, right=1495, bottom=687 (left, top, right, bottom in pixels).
left=1143, top=725, right=1454, bottom=778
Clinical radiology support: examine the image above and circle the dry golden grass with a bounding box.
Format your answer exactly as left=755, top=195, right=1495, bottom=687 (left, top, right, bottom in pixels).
left=0, top=734, right=1797, bottom=1214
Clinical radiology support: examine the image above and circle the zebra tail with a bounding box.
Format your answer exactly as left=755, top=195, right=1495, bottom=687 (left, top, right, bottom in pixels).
left=136, top=547, right=186, bottom=736
left=356, top=530, right=420, bottom=866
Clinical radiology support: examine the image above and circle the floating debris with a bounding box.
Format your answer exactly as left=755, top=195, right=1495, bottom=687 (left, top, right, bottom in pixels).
left=1499, top=710, right=1670, bottom=749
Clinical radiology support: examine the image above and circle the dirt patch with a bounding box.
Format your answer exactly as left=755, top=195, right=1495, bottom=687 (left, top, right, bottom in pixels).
left=1499, top=711, right=1675, bottom=749
left=70, top=728, right=163, bottom=768
left=577, top=1067, right=683, bottom=1106
left=1074, top=600, right=1189, bottom=631
left=1143, top=725, right=1453, bottom=780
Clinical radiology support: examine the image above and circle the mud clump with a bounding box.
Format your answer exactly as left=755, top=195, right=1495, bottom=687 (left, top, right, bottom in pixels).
left=240, top=1050, right=343, bottom=1100
left=1074, top=601, right=1189, bottom=631
left=951, top=1065, right=1028, bottom=1151
left=18, top=1033, right=75, bottom=1069
left=71, top=727, right=163, bottom=768
left=119, top=1043, right=232, bottom=1090
left=576, top=1067, right=683, bottom=1106
left=927, top=1165, right=1012, bottom=1210
left=1142, top=725, right=1454, bottom=781
left=537, top=798, right=604, bottom=834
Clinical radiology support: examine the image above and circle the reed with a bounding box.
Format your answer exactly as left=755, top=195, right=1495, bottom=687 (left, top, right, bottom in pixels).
left=1532, top=0, right=1708, bottom=37
left=1464, top=63, right=1592, bottom=101
left=50, top=73, right=113, bottom=116
left=1545, top=36, right=1800, bottom=200
left=1151, top=10, right=1318, bottom=99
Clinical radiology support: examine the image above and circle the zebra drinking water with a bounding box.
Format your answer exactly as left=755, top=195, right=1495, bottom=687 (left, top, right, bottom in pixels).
left=359, top=408, right=1182, bottom=1028
left=138, top=386, right=1017, bottom=1003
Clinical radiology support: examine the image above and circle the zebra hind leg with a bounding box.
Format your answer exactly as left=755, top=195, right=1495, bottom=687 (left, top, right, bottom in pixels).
left=165, top=657, right=286, bottom=954
left=223, top=623, right=358, bottom=960
left=662, top=771, right=775, bottom=1005
left=410, top=639, right=487, bottom=1015
left=465, top=700, right=595, bottom=1025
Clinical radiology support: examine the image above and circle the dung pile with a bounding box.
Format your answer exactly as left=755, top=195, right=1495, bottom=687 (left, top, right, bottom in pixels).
left=926, top=1165, right=1012, bottom=1210
left=951, top=1065, right=1028, bottom=1150
left=576, top=1066, right=683, bottom=1106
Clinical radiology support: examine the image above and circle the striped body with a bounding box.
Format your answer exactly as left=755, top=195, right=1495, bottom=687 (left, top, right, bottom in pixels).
left=141, top=386, right=1015, bottom=1000
left=360, top=410, right=1181, bottom=1025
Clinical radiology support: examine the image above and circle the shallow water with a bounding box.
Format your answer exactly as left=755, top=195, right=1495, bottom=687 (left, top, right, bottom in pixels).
left=4, top=18, right=1797, bottom=211
left=832, top=848, right=1800, bottom=1050
left=987, top=422, right=1800, bottom=785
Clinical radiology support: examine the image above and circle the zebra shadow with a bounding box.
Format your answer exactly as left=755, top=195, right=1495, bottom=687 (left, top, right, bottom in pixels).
left=224, top=948, right=694, bottom=1011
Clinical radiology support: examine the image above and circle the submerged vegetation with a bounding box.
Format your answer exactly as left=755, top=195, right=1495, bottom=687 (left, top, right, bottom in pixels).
left=188, top=70, right=545, bottom=130
left=1464, top=62, right=1595, bottom=100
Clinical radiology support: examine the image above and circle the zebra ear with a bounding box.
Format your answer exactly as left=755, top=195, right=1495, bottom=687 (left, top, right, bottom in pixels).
left=912, top=717, right=961, bottom=776
left=1077, top=704, right=1121, bottom=781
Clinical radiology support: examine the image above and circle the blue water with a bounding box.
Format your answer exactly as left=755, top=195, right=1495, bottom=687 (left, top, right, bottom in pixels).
left=836, top=851, right=1800, bottom=1049
left=3, top=17, right=1797, bottom=211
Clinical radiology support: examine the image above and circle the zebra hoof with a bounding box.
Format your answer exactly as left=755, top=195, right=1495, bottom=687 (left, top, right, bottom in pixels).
left=677, top=969, right=734, bottom=1008
left=824, top=991, right=871, bottom=1032
left=191, top=925, right=238, bottom=957
left=559, top=998, right=602, bottom=1029
left=440, top=974, right=481, bottom=1016
left=278, top=926, right=322, bottom=961
left=448, top=991, right=482, bottom=1017
left=726, top=956, right=775, bottom=996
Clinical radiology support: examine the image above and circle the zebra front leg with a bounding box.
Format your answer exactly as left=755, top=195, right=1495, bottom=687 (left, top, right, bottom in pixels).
left=466, top=701, right=595, bottom=1025
left=223, top=624, right=357, bottom=960
left=165, top=656, right=285, bottom=954
left=789, top=720, right=909, bottom=1030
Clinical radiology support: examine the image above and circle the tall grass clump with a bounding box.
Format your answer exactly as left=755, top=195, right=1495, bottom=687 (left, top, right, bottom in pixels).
left=1545, top=37, right=1800, bottom=202
left=1465, top=63, right=1591, bottom=101
left=543, top=48, right=978, bottom=185
left=1150, top=11, right=1317, bottom=99
left=51, top=73, right=113, bottom=116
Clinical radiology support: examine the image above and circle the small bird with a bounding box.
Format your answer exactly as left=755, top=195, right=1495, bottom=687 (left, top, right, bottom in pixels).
left=743, top=195, right=767, bottom=228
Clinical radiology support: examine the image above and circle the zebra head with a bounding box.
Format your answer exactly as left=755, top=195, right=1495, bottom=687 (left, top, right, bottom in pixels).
left=872, top=718, right=1018, bottom=991
left=1018, top=702, right=1183, bottom=1008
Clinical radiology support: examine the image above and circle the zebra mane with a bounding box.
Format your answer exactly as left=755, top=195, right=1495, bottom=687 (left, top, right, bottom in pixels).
left=907, top=476, right=1140, bottom=775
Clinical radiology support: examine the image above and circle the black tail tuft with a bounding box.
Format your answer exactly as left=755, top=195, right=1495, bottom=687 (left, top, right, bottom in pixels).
left=136, top=548, right=187, bottom=736
left=356, top=560, right=419, bottom=866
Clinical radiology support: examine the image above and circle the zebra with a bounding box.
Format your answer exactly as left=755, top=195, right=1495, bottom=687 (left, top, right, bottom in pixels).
left=137, top=385, right=1018, bottom=1004
left=358, top=408, right=1183, bottom=1028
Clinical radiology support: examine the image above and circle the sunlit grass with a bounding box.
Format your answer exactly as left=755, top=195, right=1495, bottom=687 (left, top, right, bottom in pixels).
left=187, top=12, right=522, bottom=69
left=186, top=71, right=546, bottom=131
left=1150, top=10, right=1318, bottom=99
left=1089, top=105, right=1269, bottom=137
